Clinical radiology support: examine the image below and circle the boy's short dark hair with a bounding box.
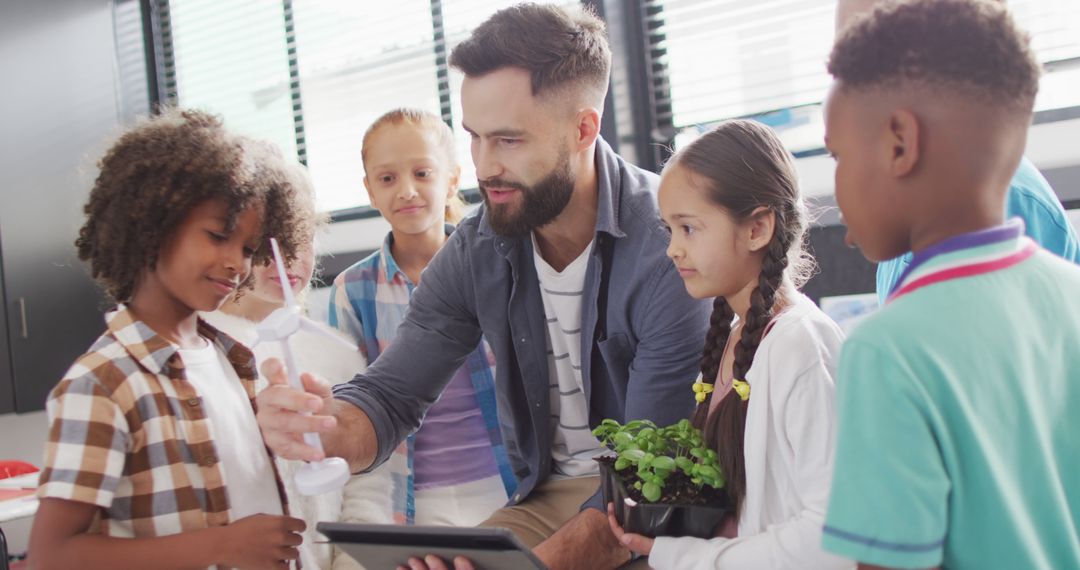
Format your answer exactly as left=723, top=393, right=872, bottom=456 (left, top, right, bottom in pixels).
left=448, top=2, right=611, bottom=103
left=828, top=0, right=1040, bottom=111
left=76, top=108, right=317, bottom=303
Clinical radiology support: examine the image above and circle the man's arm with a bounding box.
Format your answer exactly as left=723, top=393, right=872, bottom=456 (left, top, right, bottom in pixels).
left=29, top=498, right=304, bottom=570
left=257, top=230, right=484, bottom=472
left=256, top=363, right=379, bottom=472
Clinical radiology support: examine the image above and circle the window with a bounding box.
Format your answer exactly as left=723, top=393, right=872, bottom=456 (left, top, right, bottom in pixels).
left=292, top=0, right=441, bottom=213
left=169, top=1, right=297, bottom=158
left=651, top=0, right=1080, bottom=154
left=163, top=0, right=579, bottom=215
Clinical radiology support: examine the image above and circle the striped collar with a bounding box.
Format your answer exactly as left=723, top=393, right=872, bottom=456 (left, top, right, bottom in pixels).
left=887, top=219, right=1036, bottom=303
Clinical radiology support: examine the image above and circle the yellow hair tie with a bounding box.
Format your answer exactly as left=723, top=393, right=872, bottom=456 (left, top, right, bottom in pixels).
left=732, top=379, right=751, bottom=402
left=692, top=379, right=714, bottom=404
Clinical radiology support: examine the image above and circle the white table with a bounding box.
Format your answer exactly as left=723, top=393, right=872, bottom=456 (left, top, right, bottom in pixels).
left=0, top=473, right=38, bottom=523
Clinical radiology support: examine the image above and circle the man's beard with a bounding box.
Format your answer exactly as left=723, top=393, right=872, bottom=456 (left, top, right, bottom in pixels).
left=479, top=151, right=575, bottom=238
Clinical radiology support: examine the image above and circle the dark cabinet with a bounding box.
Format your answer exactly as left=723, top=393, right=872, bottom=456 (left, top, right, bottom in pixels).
left=0, top=0, right=149, bottom=413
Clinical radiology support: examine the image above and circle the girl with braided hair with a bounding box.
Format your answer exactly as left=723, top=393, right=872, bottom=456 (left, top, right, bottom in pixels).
left=608, top=120, right=852, bottom=569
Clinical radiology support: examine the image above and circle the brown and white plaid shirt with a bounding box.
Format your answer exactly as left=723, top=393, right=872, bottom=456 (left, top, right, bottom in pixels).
left=38, top=306, right=288, bottom=538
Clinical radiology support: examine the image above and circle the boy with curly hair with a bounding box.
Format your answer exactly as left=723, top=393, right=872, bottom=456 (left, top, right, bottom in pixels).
left=821, top=1, right=1080, bottom=568
left=28, top=109, right=318, bottom=569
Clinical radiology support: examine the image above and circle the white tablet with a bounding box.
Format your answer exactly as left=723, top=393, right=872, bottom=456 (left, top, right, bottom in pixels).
left=318, top=522, right=548, bottom=570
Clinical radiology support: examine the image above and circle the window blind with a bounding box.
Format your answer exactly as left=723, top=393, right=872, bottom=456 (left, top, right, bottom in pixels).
left=168, top=0, right=298, bottom=159
left=651, top=0, right=1080, bottom=140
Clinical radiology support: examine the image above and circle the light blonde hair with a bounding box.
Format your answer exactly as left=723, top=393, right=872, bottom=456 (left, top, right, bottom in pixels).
left=361, top=108, right=466, bottom=224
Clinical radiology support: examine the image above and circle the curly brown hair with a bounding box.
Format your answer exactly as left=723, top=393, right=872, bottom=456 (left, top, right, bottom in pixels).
left=75, top=108, right=319, bottom=303
left=828, top=0, right=1040, bottom=112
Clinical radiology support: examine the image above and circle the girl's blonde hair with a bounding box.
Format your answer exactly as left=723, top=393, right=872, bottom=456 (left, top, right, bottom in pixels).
left=361, top=108, right=466, bottom=224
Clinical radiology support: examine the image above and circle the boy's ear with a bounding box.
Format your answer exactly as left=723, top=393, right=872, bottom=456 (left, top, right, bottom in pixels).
left=886, top=108, right=921, bottom=178
left=746, top=206, right=776, bottom=253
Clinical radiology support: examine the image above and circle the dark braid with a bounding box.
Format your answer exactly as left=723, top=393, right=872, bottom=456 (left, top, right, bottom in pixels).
left=733, top=237, right=791, bottom=381
left=691, top=297, right=734, bottom=459
left=671, top=118, right=809, bottom=515
left=698, top=297, right=734, bottom=384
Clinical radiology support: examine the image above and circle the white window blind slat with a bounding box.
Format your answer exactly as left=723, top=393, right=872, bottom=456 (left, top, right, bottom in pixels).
left=655, top=0, right=1080, bottom=154
left=170, top=0, right=297, bottom=159
left=293, top=0, right=440, bottom=212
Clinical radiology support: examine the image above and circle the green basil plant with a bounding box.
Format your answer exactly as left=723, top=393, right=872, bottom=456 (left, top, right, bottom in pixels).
left=592, top=418, right=725, bottom=503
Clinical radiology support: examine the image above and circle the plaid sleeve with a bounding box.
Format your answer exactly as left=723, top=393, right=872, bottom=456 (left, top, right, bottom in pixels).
left=37, top=360, right=131, bottom=509
left=328, top=276, right=369, bottom=362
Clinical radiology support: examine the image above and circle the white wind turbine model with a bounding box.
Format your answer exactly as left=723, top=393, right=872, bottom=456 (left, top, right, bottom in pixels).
left=254, top=237, right=353, bottom=495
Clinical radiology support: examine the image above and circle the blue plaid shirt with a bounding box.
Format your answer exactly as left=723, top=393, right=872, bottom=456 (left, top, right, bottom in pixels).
left=329, top=227, right=516, bottom=524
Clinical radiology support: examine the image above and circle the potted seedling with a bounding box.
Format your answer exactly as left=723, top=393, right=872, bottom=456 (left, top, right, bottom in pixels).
left=593, top=418, right=731, bottom=538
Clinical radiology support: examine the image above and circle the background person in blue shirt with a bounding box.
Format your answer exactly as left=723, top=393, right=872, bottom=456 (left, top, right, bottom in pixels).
left=256, top=4, right=711, bottom=570
left=837, top=0, right=1080, bottom=302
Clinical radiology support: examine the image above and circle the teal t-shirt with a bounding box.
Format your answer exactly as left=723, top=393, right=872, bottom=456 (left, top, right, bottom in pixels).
left=824, top=226, right=1080, bottom=569
left=876, top=157, right=1080, bottom=303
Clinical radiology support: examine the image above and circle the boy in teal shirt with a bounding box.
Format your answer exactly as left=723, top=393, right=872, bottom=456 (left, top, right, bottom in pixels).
left=821, top=1, right=1080, bottom=568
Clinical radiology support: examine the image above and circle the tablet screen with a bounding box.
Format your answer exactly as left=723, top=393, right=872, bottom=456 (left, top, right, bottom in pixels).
left=318, top=522, right=548, bottom=570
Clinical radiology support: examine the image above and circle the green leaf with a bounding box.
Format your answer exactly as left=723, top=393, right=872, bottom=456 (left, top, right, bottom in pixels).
left=614, top=432, right=633, bottom=446
left=614, top=457, right=630, bottom=471
left=642, top=482, right=661, bottom=502
left=620, top=449, right=646, bottom=462
left=697, top=465, right=720, bottom=479
left=690, top=448, right=706, bottom=459
left=650, top=456, right=676, bottom=470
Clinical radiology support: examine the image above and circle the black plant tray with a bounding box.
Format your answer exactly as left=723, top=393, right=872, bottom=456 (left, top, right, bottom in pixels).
left=598, top=458, right=731, bottom=539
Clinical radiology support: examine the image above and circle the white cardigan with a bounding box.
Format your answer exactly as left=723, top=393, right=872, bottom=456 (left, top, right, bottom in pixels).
left=649, top=293, right=853, bottom=570
left=201, top=309, right=367, bottom=570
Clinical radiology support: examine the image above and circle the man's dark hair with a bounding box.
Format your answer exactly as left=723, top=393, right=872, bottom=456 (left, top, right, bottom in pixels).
left=829, top=0, right=1040, bottom=111
left=449, top=3, right=611, bottom=103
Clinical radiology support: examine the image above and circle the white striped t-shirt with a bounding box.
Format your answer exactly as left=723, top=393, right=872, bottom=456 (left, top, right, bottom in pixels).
left=532, top=233, right=607, bottom=478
